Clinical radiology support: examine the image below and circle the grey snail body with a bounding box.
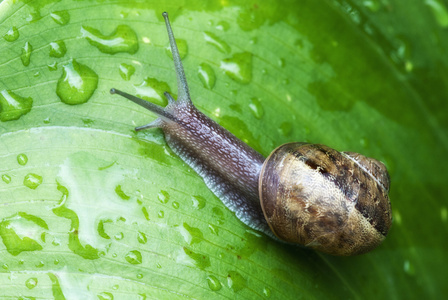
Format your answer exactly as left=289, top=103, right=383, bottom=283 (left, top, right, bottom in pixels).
left=110, top=12, right=392, bottom=256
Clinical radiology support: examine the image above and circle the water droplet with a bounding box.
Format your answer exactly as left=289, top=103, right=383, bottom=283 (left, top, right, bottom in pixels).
left=203, top=31, right=231, bottom=53
left=216, top=20, right=230, bottom=31
left=441, top=207, right=448, bottom=222
left=51, top=10, right=70, bottom=25
left=277, top=58, right=285, bottom=67
left=248, top=97, right=264, bottom=119
left=97, top=292, right=114, bottom=300
left=363, top=0, right=381, bottom=12
left=2, top=264, right=8, bottom=270
left=134, top=77, right=172, bottom=106
left=48, top=62, right=58, bottom=71
left=26, top=10, right=42, bottom=23
left=172, top=201, right=179, bottom=209
left=403, top=260, right=415, bottom=275
left=206, top=275, right=222, bottom=291
left=212, top=207, right=225, bottom=224
left=49, top=40, right=67, bottom=58
left=54, top=259, right=59, bottom=265
left=115, top=185, right=130, bottom=200
left=20, top=42, right=33, bottom=66
left=198, top=63, right=216, bottom=89
left=2, top=174, right=11, bottom=183
left=57, top=59, right=99, bottom=105
left=179, top=223, right=203, bottom=245
left=191, top=195, right=206, bottom=209
left=17, top=153, right=28, bottom=165
left=425, top=0, right=448, bottom=27
left=137, top=231, right=147, bottom=244
left=156, top=263, right=162, bottom=268
left=26, top=278, right=38, bottom=289
left=81, top=25, right=139, bottom=54
left=142, top=206, right=150, bottom=221
left=360, top=137, right=370, bottom=148
left=125, top=250, right=142, bottom=264
left=220, top=52, right=252, bottom=84
left=0, top=90, right=33, bottom=122
left=263, top=287, right=271, bottom=297
left=227, top=271, right=247, bottom=292
left=114, top=232, right=124, bottom=240
left=278, top=122, right=292, bottom=137
left=165, top=39, right=188, bottom=59
left=4, top=26, right=19, bottom=42
left=208, top=224, right=219, bottom=235
left=158, top=190, right=170, bottom=204
left=182, top=247, right=210, bottom=270
left=158, top=211, right=164, bottom=218
left=23, top=173, right=42, bottom=189
left=119, top=63, right=135, bottom=81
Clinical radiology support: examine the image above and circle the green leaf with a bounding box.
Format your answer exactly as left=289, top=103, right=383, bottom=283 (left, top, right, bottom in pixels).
left=0, top=0, right=447, bottom=298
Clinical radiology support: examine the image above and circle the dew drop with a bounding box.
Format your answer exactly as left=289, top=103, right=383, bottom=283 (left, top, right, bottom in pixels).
left=363, top=0, right=381, bottom=12
left=263, top=287, right=272, bottom=297
left=134, top=77, right=172, bottom=106
left=179, top=223, right=203, bottom=245
left=57, top=59, right=99, bottom=105
left=119, top=63, right=135, bottom=81
left=165, top=39, right=188, bottom=59
left=137, top=273, right=143, bottom=279
left=142, top=207, right=150, bottom=221
left=182, top=247, right=210, bottom=270
left=17, top=153, right=28, bottom=165
left=48, top=62, right=58, bottom=71
left=25, top=278, right=38, bottom=289
left=156, top=263, right=162, bottom=268
left=49, top=40, right=67, bottom=58
left=158, top=190, right=170, bottom=204
left=81, top=25, right=139, bottom=54
left=277, top=58, right=285, bottom=67
left=3, top=26, right=19, bottom=42
left=206, top=275, right=222, bottom=291
left=191, top=195, right=206, bottom=209
left=2, top=264, right=8, bottom=270
left=97, top=292, right=114, bottom=300
left=125, top=250, right=142, bottom=264
left=51, top=10, right=70, bottom=25
left=248, top=97, right=264, bottom=119
left=0, top=90, right=33, bottom=122
left=220, top=52, right=252, bottom=84
left=198, top=63, right=216, bottom=89
left=23, top=173, right=42, bottom=189
left=137, top=231, right=147, bottom=244
left=212, top=207, right=225, bottom=224
left=203, top=31, right=231, bottom=53
left=114, top=232, right=124, bottom=240
left=172, top=201, right=179, bottom=209
left=208, top=224, right=219, bottom=235
left=278, top=122, right=292, bottom=137
left=403, top=260, right=415, bottom=275
left=216, top=20, right=230, bottom=31
left=21, top=42, right=33, bottom=66
left=227, top=271, right=247, bottom=292
left=158, top=211, right=164, bottom=218
left=2, top=174, right=11, bottom=184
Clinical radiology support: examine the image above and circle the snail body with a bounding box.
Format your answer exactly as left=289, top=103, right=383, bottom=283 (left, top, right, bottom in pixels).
left=111, top=12, right=392, bottom=256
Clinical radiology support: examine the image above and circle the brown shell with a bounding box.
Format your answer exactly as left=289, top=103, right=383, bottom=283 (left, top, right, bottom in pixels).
left=259, top=143, right=392, bottom=256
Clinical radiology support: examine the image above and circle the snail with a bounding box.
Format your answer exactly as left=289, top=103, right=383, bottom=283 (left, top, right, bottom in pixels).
left=110, top=12, right=392, bottom=256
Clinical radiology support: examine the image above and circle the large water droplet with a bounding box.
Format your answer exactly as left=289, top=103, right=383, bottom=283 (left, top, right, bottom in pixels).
left=50, top=10, right=70, bottom=25
left=220, top=52, right=252, bottom=84
left=134, top=77, right=172, bottom=106
left=137, top=231, right=147, bottom=244
left=49, top=40, right=67, bottom=58
left=3, top=26, right=19, bottom=42
left=198, top=63, right=216, bottom=89
left=191, top=195, right=206, bottom=210
left=182, top=247, right=210, bottom=270
left=119, top=63, right=135, bottom=81
left=2, top=174, right=11, bottom=184
left=227, top=271, right=247, bottom=292
left=179, top=223, right=203, bottom=245
left=158, top=190, right=170, bottom=204
left=17, top=153, right=28, bottom=165
left=26, top=277, right=38, bottom=289
left=206, top=275, right=222, bottom=291
left=81, top=25, right=139, bottom=54
left=23, top=173, right=42, bottom=189
left=57, top=59, right=99, bottom=105
left=125, top=250, right=142, bottom=264
left=21, top=42, right=33, bottom=66
left=165, top=39, right=188, bottom=59
left=248, top=97, right=264, bottom=119
left=98, top=292, right=114, bottom=300
left=263, top=287, right=272, bottom=297
left=0, top=90, right=33, bottom=122
left=216, top=20, right=230, bottom=31
left=203, top=31, right=231, bottom=53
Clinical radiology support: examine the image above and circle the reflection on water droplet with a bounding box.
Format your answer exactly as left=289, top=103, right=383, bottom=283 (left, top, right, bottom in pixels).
left=0, top=90, right=33, bottom=122
left=198, top=63, right=216, bottom=89
left=3, top=26, right=19, bottom=42
left=97, top=292, right=114, bottom=300
left=158, top=190, right=170, bottom=204
left=134, top=77, right=172, bottom=106
left=125, top=250, right=142, bottom=264
left=203, top=31, right=231, bottom=53
left=57, top=59, right=98, bottom=105
left=165, top=39, right=188, bottom=59
left=137, top=231, right=147, bottom=244
left=49, top=40, right=67, bottom=58
left=227, top=271, right=247, bottom=292
left=23, top=173, right=42, bottom=189
left=248, top=97, right=264, bottom=119
left=220, top=52, right=252, bottom=84
left=425, top=0, right=448, bottom=27
left=206, top=275, right=222, bottom=291
left=51, top=10, right=70, bottom=25
left=26, top=277, right=38, bottom=289
left=119, top=63, right=135, bottom=81
left=81, top=25, right=139, bottom=54
left=21, top=42, right=33, bottom=66
left=17, top=153, right=28, bottom=165
left=2, top=174, right=11, bottom=183
left=263, top=287, right=271, bottom=297
left=191, top=195, right=206, bottom=209
left=278, top=122, right=292, bottom=137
